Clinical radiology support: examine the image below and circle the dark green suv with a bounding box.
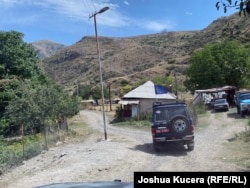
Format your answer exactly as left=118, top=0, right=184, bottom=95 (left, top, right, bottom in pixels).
left=150, top=102, right=195, bottom=152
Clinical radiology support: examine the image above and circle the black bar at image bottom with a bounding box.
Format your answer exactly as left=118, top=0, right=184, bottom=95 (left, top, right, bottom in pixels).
left=134, top=172, right=250, bottom=188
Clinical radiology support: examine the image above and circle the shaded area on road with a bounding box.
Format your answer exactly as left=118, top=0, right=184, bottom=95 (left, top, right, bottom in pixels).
left=131, top=142, right=189, bottom=156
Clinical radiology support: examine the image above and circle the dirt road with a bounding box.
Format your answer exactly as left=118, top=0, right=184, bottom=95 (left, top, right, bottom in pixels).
left=0, top=109, right=248, bottom=188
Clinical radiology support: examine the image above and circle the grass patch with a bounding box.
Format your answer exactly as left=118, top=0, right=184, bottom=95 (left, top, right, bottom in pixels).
left=69, top=121, right=90, bottom=136
left=113, top=120, right=151, bottom=131
left=195, top=112, right=210, bottom=132
left=213, top=112, right=224, bottom=118
left=222, top=138, right=250, bottom=169
left=66, top=117, right=94, bottom=143
left=0, top=134, right=44, bottom=175
left=195, top=104, right=207, bottom=115
left=0, top=115, right=93, bottom=176
left=219, top=117, right=250, bottom=170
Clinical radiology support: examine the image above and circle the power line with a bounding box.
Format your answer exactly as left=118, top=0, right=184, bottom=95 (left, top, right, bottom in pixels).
left=82, top=0, right=94, bottom=14
left=81, top=0, right=97, bottom=37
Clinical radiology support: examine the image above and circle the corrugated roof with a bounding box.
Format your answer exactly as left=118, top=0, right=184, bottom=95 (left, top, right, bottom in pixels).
left=195, top=85, right=236, bottom=93
left=122, top=81, right=176, bottom=99
left=118, top=100, right=139, bottom=105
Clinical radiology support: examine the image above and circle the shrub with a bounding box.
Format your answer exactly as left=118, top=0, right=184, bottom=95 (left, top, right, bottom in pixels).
left=0, top=134, right=43, bottom=175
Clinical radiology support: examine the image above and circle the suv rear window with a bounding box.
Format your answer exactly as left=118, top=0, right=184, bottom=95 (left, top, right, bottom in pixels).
left=153, top=106, right=188, bottom=122
left=168, top=107, right=187, bottom=118
left=154, top=109, right=167, bottom=122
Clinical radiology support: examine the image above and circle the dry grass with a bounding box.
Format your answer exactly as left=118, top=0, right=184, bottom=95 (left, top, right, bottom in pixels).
left=222, top=139, right=250, bottom=169
left=39, top=13, right=250, bottom=98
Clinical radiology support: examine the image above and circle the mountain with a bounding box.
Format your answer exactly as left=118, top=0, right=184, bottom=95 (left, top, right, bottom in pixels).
left=31, top=40, right=66, bottom=59
left=41, top=13, right=250, bottom=98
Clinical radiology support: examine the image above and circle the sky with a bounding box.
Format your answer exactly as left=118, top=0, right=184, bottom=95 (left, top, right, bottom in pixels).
left=1, top=0, right=237, bottom=46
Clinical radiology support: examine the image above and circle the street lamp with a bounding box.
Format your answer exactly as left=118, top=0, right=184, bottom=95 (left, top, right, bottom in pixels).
left=89, top=6, right=109, bottom=140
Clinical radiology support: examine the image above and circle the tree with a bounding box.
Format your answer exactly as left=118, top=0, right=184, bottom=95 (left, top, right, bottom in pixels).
left=0, top=31, right=78, bottom=139
left=184, top=40, right=250, bottom=93
left=0, top=31, right=40, bottom=118
left=0, top=31, right=40, bottom=79
left=76, top=85, right=92, bottom=100
left=4, top=80, right=40, bottom=136
left=0, top=77, right=20, bottom=117
left=91, top=86, right=108, bottom=104
left=216, top=0, right=250, bottom=16
left=4, top=78, right=78, bottom=134
left=152, top=75, right=175, bottom=92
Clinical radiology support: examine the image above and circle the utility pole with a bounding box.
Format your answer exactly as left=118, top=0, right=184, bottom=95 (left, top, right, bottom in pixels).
left=109, top=83, right=112, bottom=111
left=89, top=7, right=109, bottom=140
left=75, top=80, right=80, bottom=116
left=175, top=72, right=178, bottom=99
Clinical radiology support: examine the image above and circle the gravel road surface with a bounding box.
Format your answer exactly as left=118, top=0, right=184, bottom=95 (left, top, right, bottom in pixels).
left=0, top=109, right=248, bottom=188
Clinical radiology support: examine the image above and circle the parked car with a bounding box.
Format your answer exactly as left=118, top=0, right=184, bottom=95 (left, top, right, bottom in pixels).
left=150, top=102, right=196, bottom=152
left=213, top=98, right=229, bottom=112
left=210, top=98, right=216, bottom=108
left=234, top=91, right=250, bottom=117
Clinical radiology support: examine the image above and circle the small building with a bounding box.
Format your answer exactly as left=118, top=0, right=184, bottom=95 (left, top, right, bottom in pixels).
left=192, top=85, right=236, bottom=107
left=118, top=81, right=177, bottom=118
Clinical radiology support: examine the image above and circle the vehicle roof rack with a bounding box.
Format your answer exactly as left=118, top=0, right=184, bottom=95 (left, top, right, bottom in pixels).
left=153, top=101, right=186, bottom=107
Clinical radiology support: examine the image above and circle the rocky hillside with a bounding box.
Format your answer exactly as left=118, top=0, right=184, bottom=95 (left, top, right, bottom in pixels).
left=41, top=13, right=250, bottom=98
left=31, top=40, right=66, bottom=59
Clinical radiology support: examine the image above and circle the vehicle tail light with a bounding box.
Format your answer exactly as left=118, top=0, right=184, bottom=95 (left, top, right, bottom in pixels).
left=151, top=128, right=156, bottom=135
left=190, top=125, right=194, bottom=133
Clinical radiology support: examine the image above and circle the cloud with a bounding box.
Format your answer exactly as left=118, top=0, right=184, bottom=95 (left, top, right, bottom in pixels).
left=142, top=20, right=176, bottom=32
left=123, top=1, right=129, bottom=6
left=185, top=11, right=193, bottom=16
left=1, top=0, right=130, bottom=27
left=3, top=0, right=169, bottom=33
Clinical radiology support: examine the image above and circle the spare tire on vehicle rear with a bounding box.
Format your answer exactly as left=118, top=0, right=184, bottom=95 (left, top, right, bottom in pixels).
left=170, top=115, right=190, bottom=134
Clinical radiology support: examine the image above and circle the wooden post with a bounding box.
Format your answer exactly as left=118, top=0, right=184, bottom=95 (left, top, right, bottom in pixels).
left=109, top=84, right=112, bottom=111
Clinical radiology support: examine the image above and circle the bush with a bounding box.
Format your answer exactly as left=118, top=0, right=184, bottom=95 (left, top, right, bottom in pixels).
left=0, top=134, right=43, bottom=175
left=193, top=104, right=206, bottom=115
left=239, top=120, right=250, bottom=142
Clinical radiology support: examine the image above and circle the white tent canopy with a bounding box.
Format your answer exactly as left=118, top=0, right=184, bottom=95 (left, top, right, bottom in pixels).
left=123, top=80, right=176, bottom=99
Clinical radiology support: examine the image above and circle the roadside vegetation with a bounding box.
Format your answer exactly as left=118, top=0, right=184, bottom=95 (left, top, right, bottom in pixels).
left=184, top=40, right=250, bottom=93
left=0, top=31, right=79, bottom=175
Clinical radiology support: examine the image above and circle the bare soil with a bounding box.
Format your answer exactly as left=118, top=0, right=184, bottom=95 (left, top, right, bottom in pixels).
left=0, top=108, right=249, bottom=188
